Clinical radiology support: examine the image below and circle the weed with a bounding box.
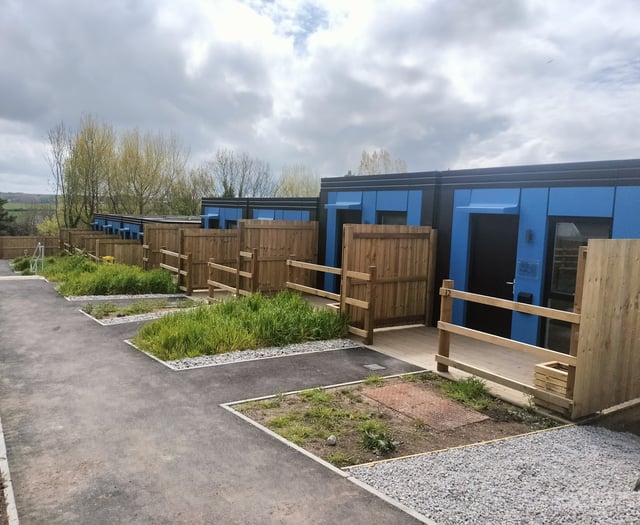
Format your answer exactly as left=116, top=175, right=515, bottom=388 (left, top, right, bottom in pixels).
left=411, top=418, right=429, bottom=431
left=363, top=374, right=383, bottom=385
left=327, top=452, right=355, bottom=467
left=358, top=420, right=398, bottom=455
left=300, top=388, right=333, bottom=405
left=340, top=389, right=363, bottom=404
left=266, top=414, right=300, bottom=429
left=441, top=377, right=493, bottom=411
left=280, top=424, right=316, bottom=446
left=505, top=406, right=559, bottom=430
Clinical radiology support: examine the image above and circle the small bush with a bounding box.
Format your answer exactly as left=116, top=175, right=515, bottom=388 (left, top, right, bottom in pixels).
left=441, top=377, right=492, bottom=410
left=358, top=420, right=398, bottom=455
left=11, top=257, right=30, bottom=272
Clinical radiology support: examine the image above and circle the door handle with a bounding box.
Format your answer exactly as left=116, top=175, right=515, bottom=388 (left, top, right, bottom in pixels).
left=506, top=281, right=515, bottom=286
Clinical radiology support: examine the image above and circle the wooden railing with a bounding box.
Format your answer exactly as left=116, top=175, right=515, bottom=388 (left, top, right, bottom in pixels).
left=160, top=247, right=192, bottom=294
left=142, top=243, right=151, bottom=270
left=207, top=248, right=258, bottom=299
left=286, top=259, right=377, bottom=344
left=436, top=279, right=580, bottom=412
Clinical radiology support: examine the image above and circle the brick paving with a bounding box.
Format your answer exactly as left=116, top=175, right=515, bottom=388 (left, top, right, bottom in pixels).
left=363, top=383, right=488, bottom=431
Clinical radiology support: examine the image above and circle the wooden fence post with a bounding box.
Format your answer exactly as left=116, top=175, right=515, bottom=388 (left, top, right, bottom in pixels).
left=251, top=247, right=259, bottom=293
left=364, top=266, right=377, bottom=345
left=566, top=247, right=587, bottom=399
left=185, top=253, right=192, bottom=295
left=208, top=258, right=215, bottom=301
left=235, top=250, right=241, bottom=297
left=437, top=279, right=454, bottom=373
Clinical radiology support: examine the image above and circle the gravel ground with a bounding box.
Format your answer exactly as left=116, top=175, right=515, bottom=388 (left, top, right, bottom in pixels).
left=65, top=293, right=187, bottom=302
left=166, top=338, right=360, bottom=370
left=348, top=425, right=640, bottom=524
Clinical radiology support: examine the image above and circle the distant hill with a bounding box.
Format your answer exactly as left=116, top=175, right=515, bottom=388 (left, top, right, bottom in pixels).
left=0, top=193, right=56, bottom=204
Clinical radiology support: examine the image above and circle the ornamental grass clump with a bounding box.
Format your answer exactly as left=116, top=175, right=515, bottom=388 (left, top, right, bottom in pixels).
left=49, top=258, right=177, bottom=296
left=133, top=290, right=348, bottom=360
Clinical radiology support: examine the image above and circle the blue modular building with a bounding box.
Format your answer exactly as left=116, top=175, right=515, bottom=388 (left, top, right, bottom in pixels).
left=319, top=159, right=640, bottom=352
left=92, top=214, right=201, bottom=240
left=200, top=197, right=318, bottom=229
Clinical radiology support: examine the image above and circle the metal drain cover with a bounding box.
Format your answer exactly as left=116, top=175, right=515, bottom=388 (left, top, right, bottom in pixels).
left=363, top=363, right=386, bottom=371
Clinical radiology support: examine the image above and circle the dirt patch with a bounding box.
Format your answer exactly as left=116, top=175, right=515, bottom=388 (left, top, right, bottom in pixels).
left=82, top=297, right=195, bottom=321
left=234, top=372, right=561, bottom=468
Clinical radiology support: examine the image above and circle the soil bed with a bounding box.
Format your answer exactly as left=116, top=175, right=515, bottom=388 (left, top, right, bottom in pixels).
left=235, top=372, right=561, bottom=468
left=82, top=297, right=195, bottom=321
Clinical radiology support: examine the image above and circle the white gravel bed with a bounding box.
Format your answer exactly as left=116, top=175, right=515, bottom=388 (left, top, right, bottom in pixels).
left=348, top=425, right=640, bottom=525
left=166, top=338, right=360, bottom=370
left=82, top=308, right=195, bottom=325
left=65, top=293, right=187, bottom=301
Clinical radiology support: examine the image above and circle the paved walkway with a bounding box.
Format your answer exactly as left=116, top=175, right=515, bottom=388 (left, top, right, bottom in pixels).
left=0, top=261, right=422, bottom=524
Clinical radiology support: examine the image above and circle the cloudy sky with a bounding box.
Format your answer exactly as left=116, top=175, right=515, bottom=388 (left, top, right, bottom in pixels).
left=1, top=0, right=639, bottom=194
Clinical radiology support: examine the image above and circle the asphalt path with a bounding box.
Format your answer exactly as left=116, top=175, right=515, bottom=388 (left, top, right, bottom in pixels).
left=0, top=261, right=422, bottom=524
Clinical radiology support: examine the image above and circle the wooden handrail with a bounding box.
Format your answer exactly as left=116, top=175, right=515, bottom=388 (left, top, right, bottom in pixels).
left=441, top=287, right=581, bottom=324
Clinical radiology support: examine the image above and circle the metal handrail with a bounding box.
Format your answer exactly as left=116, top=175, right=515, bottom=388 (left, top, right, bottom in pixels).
left=29, top=242, right=45, bottom=274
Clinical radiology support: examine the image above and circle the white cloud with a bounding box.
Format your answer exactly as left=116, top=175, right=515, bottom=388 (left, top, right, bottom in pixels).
left=1, top=0, right=639, bottom=193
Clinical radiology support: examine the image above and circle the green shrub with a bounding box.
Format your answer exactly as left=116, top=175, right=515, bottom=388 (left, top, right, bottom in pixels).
left=441, top=377, right=492, bottom=410
left=358, top=420, right=398, bottom=455
left=11, top=257, right=30, bottom=272
left=133, top=291, right=347, bottom=360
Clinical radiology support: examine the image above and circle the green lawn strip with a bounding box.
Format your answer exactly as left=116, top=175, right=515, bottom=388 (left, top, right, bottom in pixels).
left=132, top=291, right=348, bottom=361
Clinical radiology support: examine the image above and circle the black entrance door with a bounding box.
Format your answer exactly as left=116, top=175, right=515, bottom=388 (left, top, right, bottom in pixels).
left=466, top=214, right=519, bottom=337
left=336, top=209, right=362, bottom=268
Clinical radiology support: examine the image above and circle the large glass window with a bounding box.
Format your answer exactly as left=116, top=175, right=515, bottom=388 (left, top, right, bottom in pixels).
left=377, top=211, right=407, bottom=225
left=544, top=219, right=611, bottom=352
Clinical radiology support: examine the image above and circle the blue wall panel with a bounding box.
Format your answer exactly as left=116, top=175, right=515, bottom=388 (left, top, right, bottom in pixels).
left=512, top=188, right=549, bottom=344
left=613, top=186, right=640, bottom=237
left=407, top=191, right=422, bottom=225
left=449, top=190, right=472, bottom=324
left=548, top=187, right=614, bottom=217
left=376, top=190, right=407, bottom=211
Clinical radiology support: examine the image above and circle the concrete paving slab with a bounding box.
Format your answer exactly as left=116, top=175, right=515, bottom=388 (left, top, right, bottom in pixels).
left=0, top=271, right=423, bottom=524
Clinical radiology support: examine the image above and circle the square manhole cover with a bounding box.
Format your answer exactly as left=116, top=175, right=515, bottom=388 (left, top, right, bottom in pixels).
left=363, top=383, right=488, bottom=431
left=363, top=363, right=386, bottom=371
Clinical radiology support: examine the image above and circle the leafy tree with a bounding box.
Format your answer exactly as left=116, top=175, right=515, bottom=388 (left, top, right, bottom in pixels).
left=274, top=164, right=320, bottom=197
left=357, top=149, right=407, bottom=175
left=0, top=198, right=16, bottom=235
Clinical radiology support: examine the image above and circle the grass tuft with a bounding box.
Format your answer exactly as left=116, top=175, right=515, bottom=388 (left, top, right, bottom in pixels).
left=440, top=376, right=493, bottom=410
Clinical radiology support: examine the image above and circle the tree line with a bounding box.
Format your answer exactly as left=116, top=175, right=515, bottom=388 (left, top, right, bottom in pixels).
left=47, top=115, right=322, bottom=228
left=44, top=115, right=407, bottom=230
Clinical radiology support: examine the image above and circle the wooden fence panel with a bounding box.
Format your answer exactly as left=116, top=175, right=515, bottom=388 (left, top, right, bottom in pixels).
left=95, top=239, right=142, bottom=265
left=342, top=224, right=437, bottom=328
left=183, top=229, right=239, bottom=290
left=0, top=236, right=59, bottom=258
left=571, top=239, right=640, bottom=418
left=142, top=224, right=199, bottom=269
left=240, top=220, right=318, bottom=292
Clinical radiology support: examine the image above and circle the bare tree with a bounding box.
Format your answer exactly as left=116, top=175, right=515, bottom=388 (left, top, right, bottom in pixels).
left=357, top=148, right=407, bottom=175
left=206, top=149, right=276, bottom=198
left=274, top=164, right=320, bottom=197
left=46, top=122, right=72, bottom=228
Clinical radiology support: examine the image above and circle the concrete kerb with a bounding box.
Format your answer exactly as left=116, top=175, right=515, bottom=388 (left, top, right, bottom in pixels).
left=123, top=339, right=364, bottom=372
left=0, top=414, right=19, bottom=525
left=220, top=371, right=436, bottom=525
